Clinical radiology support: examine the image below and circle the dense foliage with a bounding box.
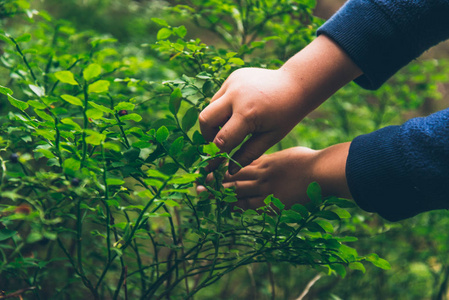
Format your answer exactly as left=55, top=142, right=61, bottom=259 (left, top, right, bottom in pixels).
left=0, top=0, right=449, bottom=299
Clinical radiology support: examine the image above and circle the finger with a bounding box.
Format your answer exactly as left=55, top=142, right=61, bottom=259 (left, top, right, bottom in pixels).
left=210, top=83, right=227, bottom=102
left=223, top=180, right=261, bottom=198
left=222, top=166, right=259, bottom=182
left=213, top=112, right=252, bottom=153
left=199, top=96, right=232, bottom=142
left=228, top=133, right=277, bottom=175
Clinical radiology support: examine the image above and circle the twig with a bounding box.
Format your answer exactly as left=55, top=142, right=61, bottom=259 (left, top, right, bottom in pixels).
left=296, top=274, right=322, bottom=300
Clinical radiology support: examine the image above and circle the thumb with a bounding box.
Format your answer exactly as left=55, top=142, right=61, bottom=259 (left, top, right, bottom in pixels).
left=228, top=133, right=277, bottom=175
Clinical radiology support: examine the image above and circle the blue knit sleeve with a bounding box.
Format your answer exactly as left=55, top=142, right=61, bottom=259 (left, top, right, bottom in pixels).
left=346, top=108, right=449, bottom=221
left=317, top=0, right=449, bottom=90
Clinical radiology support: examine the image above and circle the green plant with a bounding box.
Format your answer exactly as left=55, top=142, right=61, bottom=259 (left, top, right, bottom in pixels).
left=0, top=1, right=394, bottom=299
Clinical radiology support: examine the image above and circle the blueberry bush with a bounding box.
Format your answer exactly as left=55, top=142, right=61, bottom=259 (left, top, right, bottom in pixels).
left=1, top=0, right=448, bottom=299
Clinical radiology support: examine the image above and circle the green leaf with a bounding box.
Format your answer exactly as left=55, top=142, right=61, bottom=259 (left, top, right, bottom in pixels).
left=173, top=25, right=187, bottom=38
left=55, top=71, right=78, bottom=85
left=181, top=107, right=198, bottom=132
left=169, top=136, right=184, bottom=156
left=156, top=126, right=169, bottom=143
left=333, top=207, right=351, bottom=219
left=151, top=17, right=169, bottom=27
left=349, top=262, right=366, bottom=273
left=86, top=108, right=103, bottom=119
left=0, top=84, right=13, bottom=96
left=291, top=204, right=309, bottom=218
left=307, top=182, right=322, bottom=204
left=203, top=142, right=220, bottom=156
left=88, top=101, right=113, bottom=114
left=88, top=80, right=110, bottom=93
left=331, top=264, right=347, bottom=278
left=85, top=131, right=106, bottom=145
left=114, top=102, right=135, bottom=111
left=315, top=219, right=333, bottom=233
left=120, top=113, right=142, bottom=122
left=106, top=178, right=125, bottom=186
left=29, top=85, right=45, bottom=97
left=157, top=28, right=172, bottom=40
left=61, top=94, right=83, bottom=107
left=16, top=33, right=31, bottom=42
left=83, top=63, right=102, bottom=81
left=228, top=57, right=245, bottom=65
left=63, top=158, right=81, bottom=171
left=0, top=228, right=17, bottom=241
left=326, top=197, right=356, bottom=208
left=7, top=94, right=29, bottom=111
left=27, top=100, right=47, bottom=109
left=223, top=196, right=238, bottom=203
left=367, top=253, right=391, bottom=270
left=315, top=210, right=340, bottom=220
left=147, top=169, right=170, bottom=180
left=164, top=199, right=179, bottom=207
left=271, top=196, right=285, bottom=210
left=169, top=173, right=200, bottom=184
left=169, top=88, right=182, bottom=115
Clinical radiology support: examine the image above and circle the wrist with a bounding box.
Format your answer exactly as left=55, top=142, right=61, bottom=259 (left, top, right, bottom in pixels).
left=312, top=142, right=352, bottom=199
left=279, top=35, right=363, bottom=114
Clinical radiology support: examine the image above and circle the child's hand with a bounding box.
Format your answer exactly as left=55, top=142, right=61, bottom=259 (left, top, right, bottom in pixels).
left=198, top=143, right=353, bottom=210
left=199, top=35, right=362, bottom=175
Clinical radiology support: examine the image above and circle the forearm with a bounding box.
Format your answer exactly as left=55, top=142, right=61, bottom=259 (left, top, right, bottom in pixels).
left=279, top=34, right=363, bottom=115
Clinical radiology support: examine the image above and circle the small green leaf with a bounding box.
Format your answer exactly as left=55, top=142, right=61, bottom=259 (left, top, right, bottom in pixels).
left=85, top=131, right=106, bottom=145
left=83, top=63, right=102, bottom=81
left=291, top=204, right=309, bottom=218
left=333, top=207, right=351, bottom=219
left=63, top=158, right=81, bottom=171
left=315, top=210, right=340, bottom=220
left=16, top=33, right=31, bottom=42
left=55, top=71, right=78, bottom=85
left=88, top=80, right=110, bottom=93
left=349, top=262, right=366, bottom=273
left=173, top=25, right=187, bottom=38
left=86, top=108, right=103, bottom=119
left=114, top=102, right=135, bottom=111
left=120, top=113, right=142, bottom=122
left=315, top=219, right=333, bottom=233
left=203, top=142, right=220, bottom=156
left=326, top=197, right=356, bottom=208
left=61, top=94, right=83, bottom=106
left=151, top=17, right=169, bottom=27
left=228, top=57, right=245, bottom=65
left=331, top=264, right=347, bottom=278
left=0, top=84, right=13, bottom=96
left=307, top=182, right=322, bottom=204
left=169, top=136, right=184, bottom=156
left=106, top=178, right=125, bottom=186
left=7, top=94, right=29, bottom=111
left=88, top=101, right=113, bottom=114
left=29, top=85, right=45, bottom=97
left=147, top=169, right=170, bottom=180
left=367, top=253, right=391, bottom=270
left=0, top=228, right=17, bottom=241
left=157, top=28, right=172, bottom=40
left=27, top=100, right=47, bottom=109
left=156, top=126, right=169, bottom=143
left=169, top=88, right=182, bottom=115
left=181, top=107, right=198, bottom=132
left=271, top=196, right=285, bottom=210
left=169, top=173, right=200, bottom=184
left=223, top=196, right=238, bottom=203
left=164, top=199, right=179, bottom=207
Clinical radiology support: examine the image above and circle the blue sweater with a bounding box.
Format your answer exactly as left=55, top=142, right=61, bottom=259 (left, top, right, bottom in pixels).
left=317, top=0, right=449, bottom=221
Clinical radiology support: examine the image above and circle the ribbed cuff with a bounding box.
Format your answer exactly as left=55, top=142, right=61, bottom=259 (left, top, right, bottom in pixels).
left=317, top=0, right=411, bottom=90
left=346, top=126, right=425, bottom=221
